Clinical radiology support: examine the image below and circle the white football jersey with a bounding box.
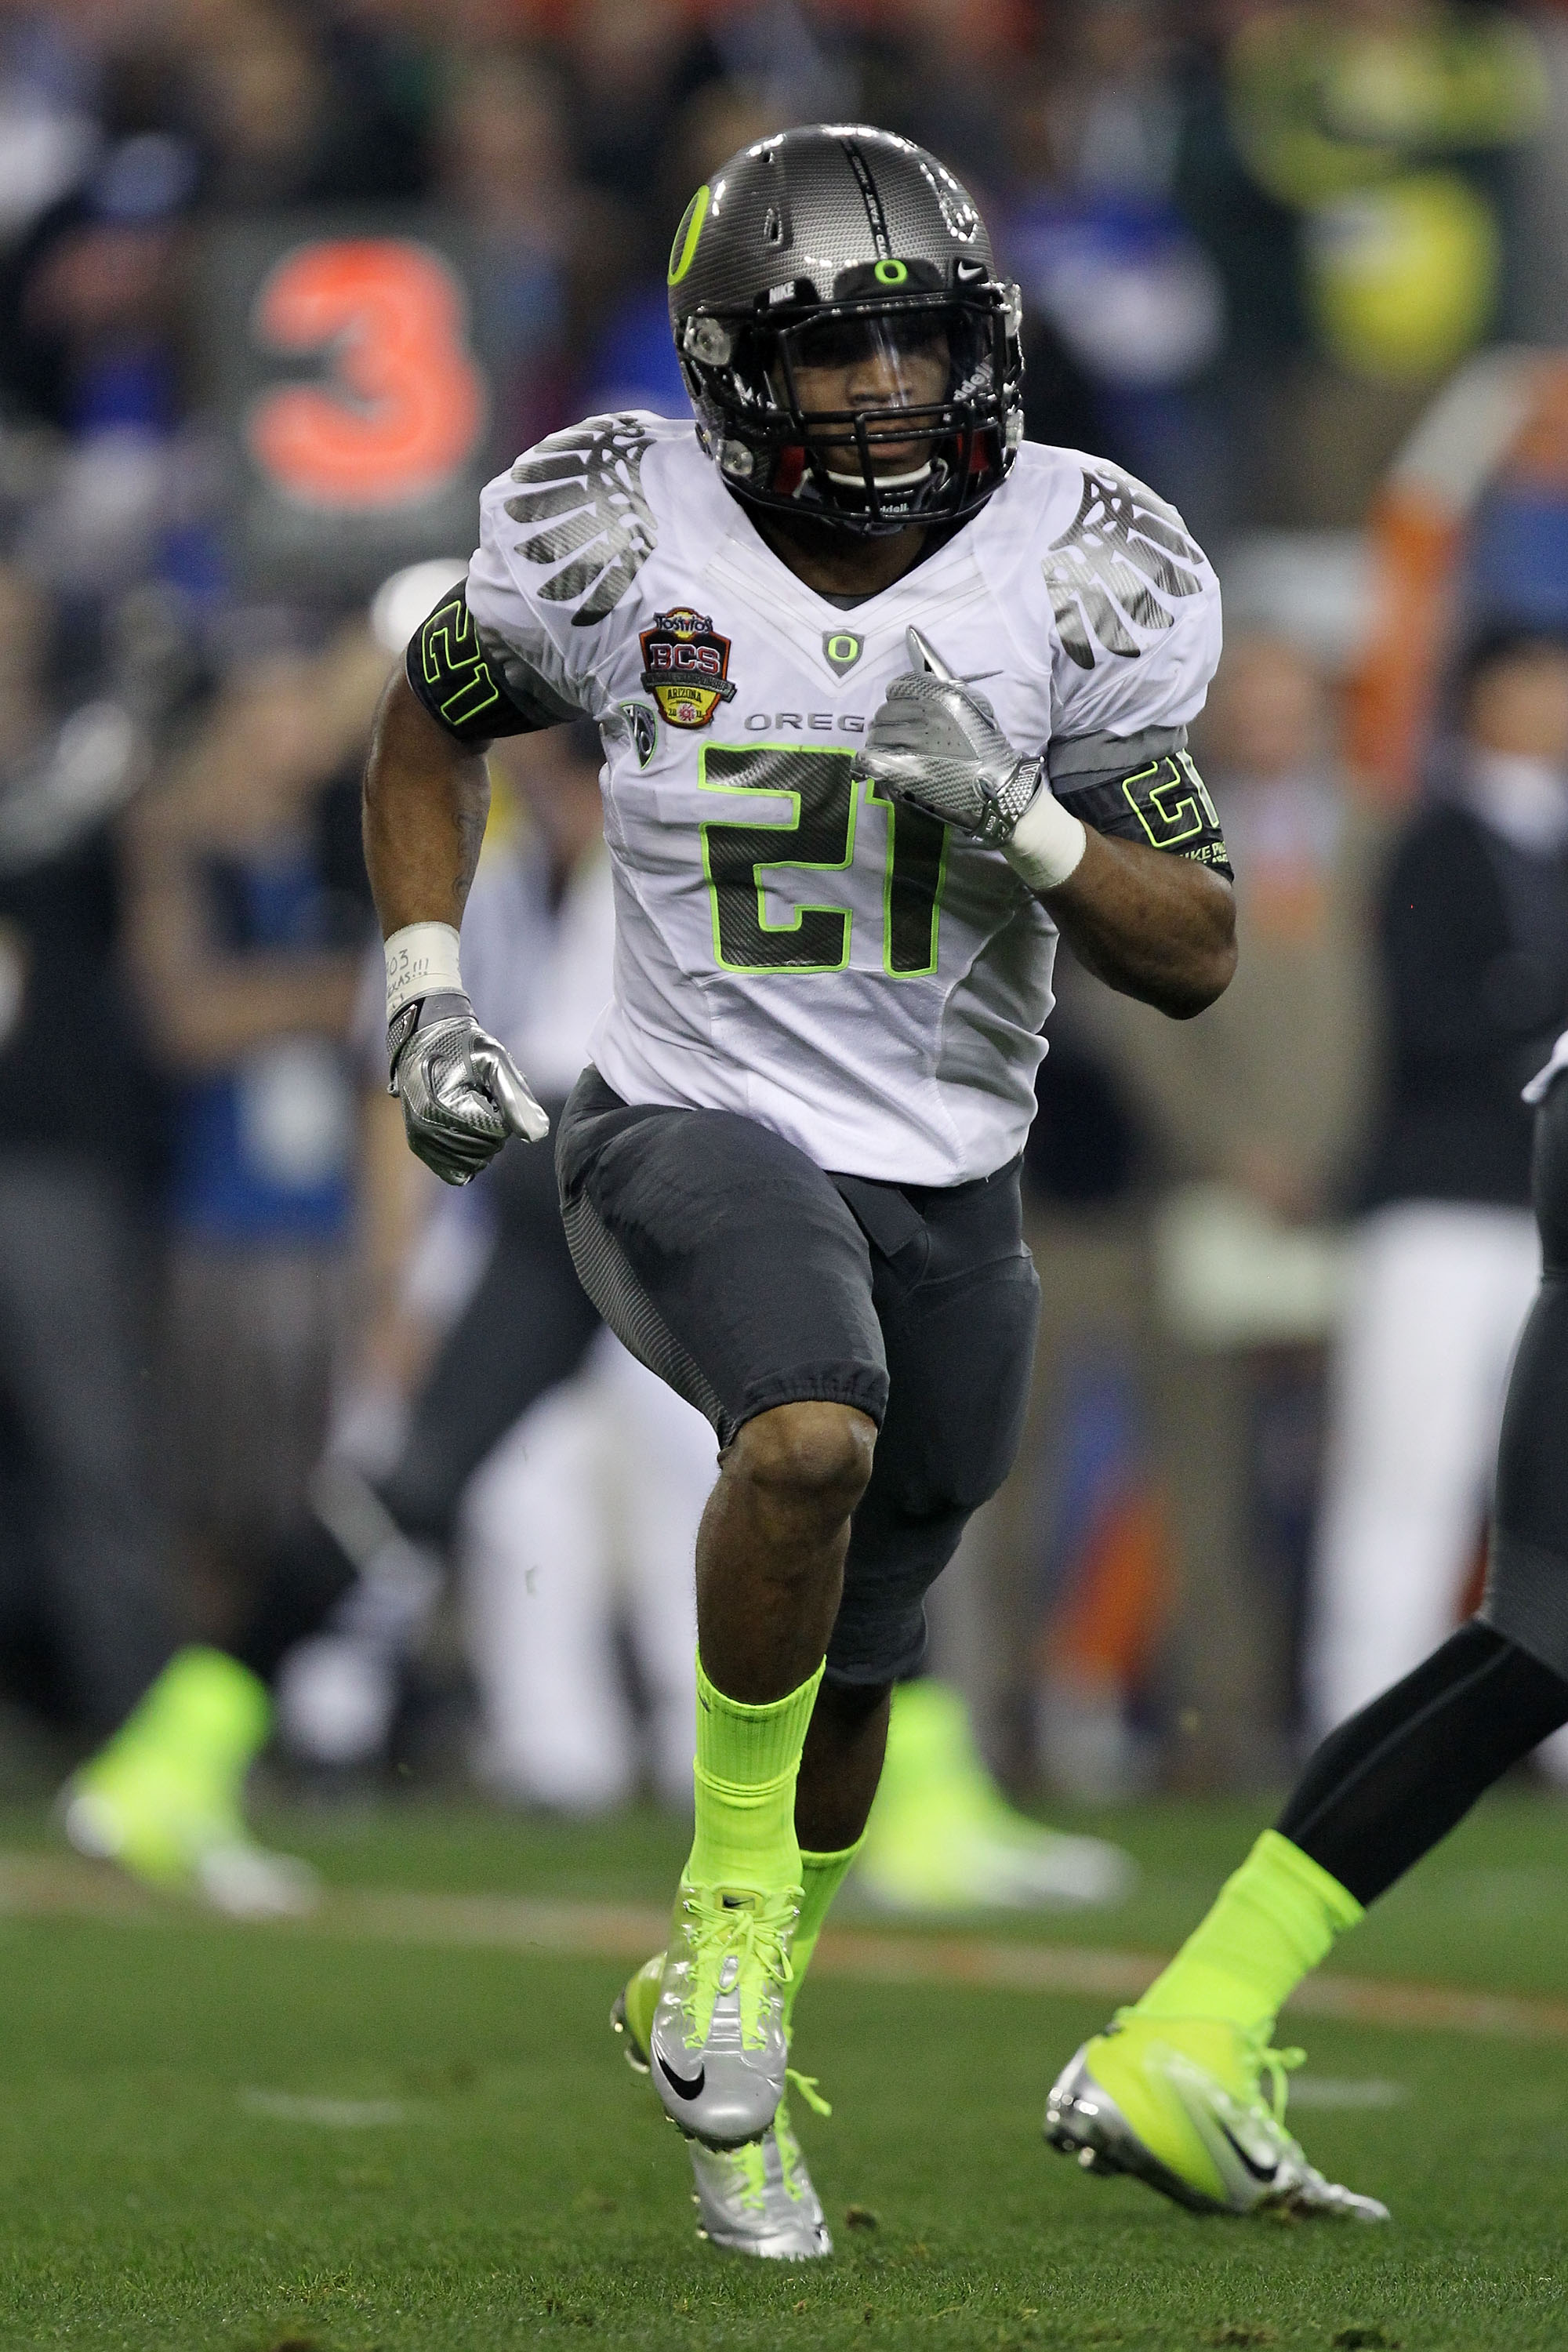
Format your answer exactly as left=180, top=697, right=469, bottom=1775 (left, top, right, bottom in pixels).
left=459, top=413, right=1222, bottom=1186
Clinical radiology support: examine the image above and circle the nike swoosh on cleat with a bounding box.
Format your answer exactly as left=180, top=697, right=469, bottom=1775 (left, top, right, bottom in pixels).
left=1216, top=2119, right=1278, bottom=2185
left=657, top=2053, right=707, bottom=2102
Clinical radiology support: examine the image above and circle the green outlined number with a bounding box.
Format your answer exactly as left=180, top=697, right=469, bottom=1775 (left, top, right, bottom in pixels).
left=701, top=745, right=858, bottom=973
left=867, top=779, right=946, bottom=976
left=419, top=596, right=499, bottom=733
left=699, top=746, right=948, bottom=977
left=1122, top=750, right=1220, bottom=851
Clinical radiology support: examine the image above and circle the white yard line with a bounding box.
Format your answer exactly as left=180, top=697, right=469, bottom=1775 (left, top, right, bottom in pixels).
left=1, top=1849, right=1566, bottom=2044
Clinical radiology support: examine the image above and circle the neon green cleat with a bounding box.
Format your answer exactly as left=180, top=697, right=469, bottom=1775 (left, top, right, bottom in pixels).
left=613, top=1951, right=832, bottom=2258
left=61, top=1647, right=318, bottom=1919
left=1044, top=2011, right=1388, bottom=2220
left=856, top=1680, right=1135, bottom=1911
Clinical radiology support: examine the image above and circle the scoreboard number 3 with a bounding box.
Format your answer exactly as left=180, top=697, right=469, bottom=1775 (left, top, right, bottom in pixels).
left=247, top=239, right=487, bottom=511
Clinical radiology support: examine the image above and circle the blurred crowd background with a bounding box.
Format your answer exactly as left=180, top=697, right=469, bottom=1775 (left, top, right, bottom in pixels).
left=6, top=0, right=1568, bottom=1813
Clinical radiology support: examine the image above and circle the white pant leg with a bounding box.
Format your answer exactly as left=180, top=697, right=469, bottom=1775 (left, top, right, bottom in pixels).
left=461, top=1359, right=634, bottom=1811
left=599, top=1338, right=713, bottom=1807
left=1305, top=1203, right=1541, bottom=1738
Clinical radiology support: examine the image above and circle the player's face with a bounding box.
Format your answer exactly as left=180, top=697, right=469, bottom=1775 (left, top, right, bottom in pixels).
left=780, top=312, right=951, bottom=479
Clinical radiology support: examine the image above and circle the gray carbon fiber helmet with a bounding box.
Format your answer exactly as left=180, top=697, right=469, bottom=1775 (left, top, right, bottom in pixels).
left=667, top=124, right=1024, bottom=538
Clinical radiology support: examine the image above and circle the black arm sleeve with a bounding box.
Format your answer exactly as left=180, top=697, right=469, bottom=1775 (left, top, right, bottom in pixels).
left=1047, top=724, right=1232, bottom=880
left=405, top=586, right=572, bottom=749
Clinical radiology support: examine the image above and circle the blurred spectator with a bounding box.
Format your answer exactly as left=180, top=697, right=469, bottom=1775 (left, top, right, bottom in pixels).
left=932, top=955, right=1163, bottom=1805
left=0, top=561, right=176, bottom=1730
left=461, top=1331, right=709, bottom=1810
left=270, top=718, right=619, bottom=1774
left=1216, top=0, right=1548, bottom=524
left=271, top=718, right=708, bottom=1806
left=124, top=620, right=385, bottom=1613
left=1308, top=626, right=1568, bottom=1734
left=576, top=79, right=793, bottom=419
left=1000, top=5, right=1229, bottom=538
left=1096, top=634, right=1385, bottom=1780
left=0, top=5, right=99, bottom=249
left=564, top=0, right=723, bottom=227
left=0, top=131, right=201, bottom=610
left=179, top=0, right=428, bottom=211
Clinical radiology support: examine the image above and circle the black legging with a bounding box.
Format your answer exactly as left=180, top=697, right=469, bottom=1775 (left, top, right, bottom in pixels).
left=232, top=1106, right=601, bottom=1682
left=1277, top=1071, right=1568, bottom=1905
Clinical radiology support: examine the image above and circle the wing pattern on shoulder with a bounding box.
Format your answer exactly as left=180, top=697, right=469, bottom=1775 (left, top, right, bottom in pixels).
left=1044, top=466, right=1205, bottom=670
left=504, top=414, right=659, bottom=628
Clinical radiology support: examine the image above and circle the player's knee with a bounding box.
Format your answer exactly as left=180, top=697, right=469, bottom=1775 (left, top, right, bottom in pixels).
left=730, top=1401, right=876, bottom=1519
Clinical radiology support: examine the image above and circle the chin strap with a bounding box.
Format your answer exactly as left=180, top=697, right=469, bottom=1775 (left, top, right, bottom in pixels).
left=822, top=460, right=934, bottom=489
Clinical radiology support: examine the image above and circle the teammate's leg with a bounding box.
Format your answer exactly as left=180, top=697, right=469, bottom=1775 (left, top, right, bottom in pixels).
left=1044, top=1070, right=1568, bottom=2220
left=1305, top=1202, right=1540, bottom=1736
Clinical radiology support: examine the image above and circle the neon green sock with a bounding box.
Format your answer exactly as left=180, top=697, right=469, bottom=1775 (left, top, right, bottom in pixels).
left=120, top=1647, right=271, bottom=1785
left=1134, top=1829, right=1363, bottom=2038
left=686, top=1653, right=823, bottom=1894
left=782, top=1838, right=862, bottom=2034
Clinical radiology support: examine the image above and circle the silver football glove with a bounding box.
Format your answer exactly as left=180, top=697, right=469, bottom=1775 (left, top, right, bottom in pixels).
left=851, top=626, right=1044, bottom=848
left=387, top=990, right=550, bottom=1187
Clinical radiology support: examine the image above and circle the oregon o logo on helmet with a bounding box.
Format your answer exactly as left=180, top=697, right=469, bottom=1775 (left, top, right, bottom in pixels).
left=873, top=258, right=909, bottom=285
left=668, top=185, right=710, bottom=287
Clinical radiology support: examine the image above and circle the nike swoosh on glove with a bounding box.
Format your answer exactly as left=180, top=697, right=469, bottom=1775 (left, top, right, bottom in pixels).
left=387, top=989, right=550, bottom=1186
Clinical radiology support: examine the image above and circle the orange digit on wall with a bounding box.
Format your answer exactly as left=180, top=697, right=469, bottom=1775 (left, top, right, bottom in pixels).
left=248, top=239, right=488, bottom=512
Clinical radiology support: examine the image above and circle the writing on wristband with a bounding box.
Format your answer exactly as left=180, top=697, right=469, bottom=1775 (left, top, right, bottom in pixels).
left=386, top=921, right=463, bottom=1021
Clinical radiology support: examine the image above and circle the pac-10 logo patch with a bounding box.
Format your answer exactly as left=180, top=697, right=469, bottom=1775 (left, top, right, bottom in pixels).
left=638, top=607, right=737, bottom=730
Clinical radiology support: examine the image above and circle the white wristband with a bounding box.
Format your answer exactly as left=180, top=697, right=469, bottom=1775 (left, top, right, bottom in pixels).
left=1002, top=785, right=1087, bottom=893
left=385, top=921, right=463, bottom=1021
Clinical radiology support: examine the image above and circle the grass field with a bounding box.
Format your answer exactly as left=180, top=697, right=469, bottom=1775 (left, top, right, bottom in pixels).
left=2, top=1790, right=1568, bottom=2351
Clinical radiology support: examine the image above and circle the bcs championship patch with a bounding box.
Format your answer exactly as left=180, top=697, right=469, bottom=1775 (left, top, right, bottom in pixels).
left=639, top=608, right=736, bottom=730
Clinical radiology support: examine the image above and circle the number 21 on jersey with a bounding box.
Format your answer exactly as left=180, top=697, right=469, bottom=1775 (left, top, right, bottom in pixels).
left=699, top=745, right=948, bottom=979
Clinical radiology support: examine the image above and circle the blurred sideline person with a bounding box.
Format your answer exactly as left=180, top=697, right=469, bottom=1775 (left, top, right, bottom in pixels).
left=62, top=714, right=609, bottom=1897
left=54, top=620, right=388, bottom=1915
left=281, top=717, right=714, bottom=1809
left=461, top=1324, right=706, bottom=1811
left=1045, top=1022, right=1568, bottom=2223
left=122, top=625, right=386, bottom=1598
left=1098, top=633, right=1383, bottom=1777
left=0, top=564, right=175, bottom=1732
left=363, top=126, right=1238, bottom=2257
left=1306, top=629, right=1568, bottom=1737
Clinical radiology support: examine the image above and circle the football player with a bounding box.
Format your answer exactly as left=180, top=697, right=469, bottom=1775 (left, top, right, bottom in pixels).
left=1045, top=1028, right=1568, bottom=2222
left=364, top=125, right=1238, bottom=2256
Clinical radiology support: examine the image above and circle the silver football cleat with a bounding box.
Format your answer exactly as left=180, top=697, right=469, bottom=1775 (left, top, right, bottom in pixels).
left=1045, top=2031, right=1389, bottom=2223
left=648, top=1882, right=797, bottom=2149
left=690, top=2096, right=833, bottom=2260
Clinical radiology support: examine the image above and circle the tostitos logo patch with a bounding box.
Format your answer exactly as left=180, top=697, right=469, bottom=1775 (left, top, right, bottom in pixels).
left=639, top=608, right=737, bottom=729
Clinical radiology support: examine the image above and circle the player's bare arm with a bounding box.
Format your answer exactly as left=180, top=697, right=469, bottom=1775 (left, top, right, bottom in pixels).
left=362, top=666, right=550, bottom=1185
left=362, top=666, right=489, bottom=935
left=1038, top=826, right=1235, bottom=1018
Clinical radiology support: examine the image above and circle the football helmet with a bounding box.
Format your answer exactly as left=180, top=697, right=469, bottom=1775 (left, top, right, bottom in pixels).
left=668, top=124, right=1023, bottom=537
